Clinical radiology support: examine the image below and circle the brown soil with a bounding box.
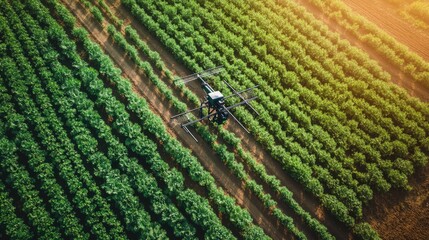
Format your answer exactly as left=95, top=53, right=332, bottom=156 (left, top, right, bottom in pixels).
left=341, top=0, right=429, bottom=102
left=60, top=0, right=355, bottom=239
left=295, top=0, right=429, bottom=102
left=342, top=0, right=429, bottom=61
left=105, top=1, right=355, bottom=239
left=364, top=164, right=429, bottom=240
left=61, top=0, right=292, bottom=239
left=295, top=0, right=429, bottom=239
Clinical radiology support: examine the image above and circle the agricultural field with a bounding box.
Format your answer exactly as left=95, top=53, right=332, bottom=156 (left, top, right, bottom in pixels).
left=0, top=0, right=428, bottom=239
left=383, top=0, right=429, bottom=30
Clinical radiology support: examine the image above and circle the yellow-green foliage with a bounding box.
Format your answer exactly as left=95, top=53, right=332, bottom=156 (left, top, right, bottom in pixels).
left=406, top=1, right=429, bottom=23
left=382, top=0, right=429, bottom=29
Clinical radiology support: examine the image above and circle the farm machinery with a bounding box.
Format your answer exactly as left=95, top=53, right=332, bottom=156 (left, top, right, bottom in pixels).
left=171, top=66, right=259, bottom=142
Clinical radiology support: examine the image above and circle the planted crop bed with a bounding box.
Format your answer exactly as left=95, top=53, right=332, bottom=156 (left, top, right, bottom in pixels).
left=0, top=0, right=428, bottom=239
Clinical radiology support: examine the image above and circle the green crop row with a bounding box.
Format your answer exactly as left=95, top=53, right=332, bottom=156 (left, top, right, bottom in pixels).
left=307, top=0, right=429, bottom=88
left=0, top=178, right=33, bottom=240
left=17, top=0, right=232, bottom=238
left=1, top=2, right=135, bottom=238
left=88, top=0, right=336, bottom=238
left=37, top=0, right=270, bottom=238
left=123, top=0, right=358, bottom=227
left=16, top=1, right=200, bottom=237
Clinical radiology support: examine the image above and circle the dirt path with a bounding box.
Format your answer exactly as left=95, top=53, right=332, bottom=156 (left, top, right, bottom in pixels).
left=105, top=1, right=429, bottom=239
left=341, top=0, right=429, bottom=102
left=103, top=1, right=352, bottom=239
left=364, top=164, right=429, bottom=240
left=295, top=0, right=429, bottom=102
left=342, top=0, right=429, bottom=61
left=61, top=0, right=297, bottom=239
left=293, top=0, right=429, bottom=239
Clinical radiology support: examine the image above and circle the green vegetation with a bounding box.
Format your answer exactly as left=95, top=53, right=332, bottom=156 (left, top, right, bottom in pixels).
left=309, top=0, right=429, bottom=87
left=403, top=1, right=429, bottom=29
left=121, top=0, right=428, bottom=237
left=89, top=0, right=333, bottom=238
left=1, top=0, right=427, bottom=239
left=1, top=0, right=266, bottom=238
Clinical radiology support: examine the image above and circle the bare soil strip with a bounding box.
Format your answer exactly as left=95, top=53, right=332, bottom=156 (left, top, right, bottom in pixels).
left=295, top=0, right=429, bottom=102
left=294, top=0, right=429, bottom=239
left=102, top=1, right=351, bottom=239
left=364, top=164, right=429, bottom=240
left=60, top=0, right=357, bottom=238
left=342, top=0, right=429, bottom=61
left=60, top=0, right=300, bottom=239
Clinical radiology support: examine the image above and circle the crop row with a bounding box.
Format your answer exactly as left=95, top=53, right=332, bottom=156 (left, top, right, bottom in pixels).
left=85, top=0, right=341, bottom=238
left=194, top=0, right=428, bottom=180
left=404, top=1, right=429, bottom=27
left=33, top=0, right=271, bottom=238
left=122, top=0, right=367, bottom=227
left=0, top=177, right=33, bottom=240
left=10, top=0, right=235, bottom=238
left=133, top=0, right=428, bottom=199
left=307, top=0, right=429, bottom=88
left=15, top=1, right=206, bottom=238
